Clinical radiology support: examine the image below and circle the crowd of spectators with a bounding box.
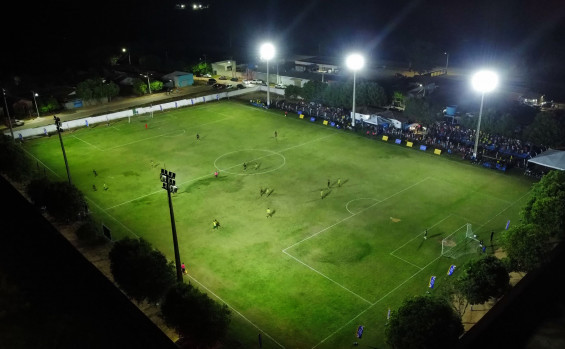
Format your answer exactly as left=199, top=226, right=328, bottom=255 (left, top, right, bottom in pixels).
left=252, top=99, right=548, bottom=173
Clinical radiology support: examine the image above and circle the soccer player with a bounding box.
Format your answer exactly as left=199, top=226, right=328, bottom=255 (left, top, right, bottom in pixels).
left=424, top=229, right=428, bottom=240
left=266, top=208, right=271, bottom=218
left=320, top=189, right=324, bottom=199
left=92, top=184, right=97, bottom=191
left=337, top=178, right=341, bottom=187
left=181, top=262, right=187, bottom=274
left=327, top=179, right=331, bottom=188
left=274, top=131, right=278, bottom=139
left=104, top=183, right=108, bottom=191
left=93, top=169, right=97, bottom=177
left=214, top=171, right=218, bottom=178
left=243, top=162, right=247, bottom=171
left=196, top=133, right=200, bottom=141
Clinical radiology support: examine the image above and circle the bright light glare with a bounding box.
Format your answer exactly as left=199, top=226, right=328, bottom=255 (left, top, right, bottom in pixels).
left=260, top=43, right=275, bottom=60
left=472, top=70, right=498, bottom=93
left=122, top=48, right=126, bottom=52
left=346, top=53, right=364, bottom=71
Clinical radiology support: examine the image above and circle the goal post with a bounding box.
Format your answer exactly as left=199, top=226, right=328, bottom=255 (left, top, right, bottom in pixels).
left=441, top=223, right=479, bottom=259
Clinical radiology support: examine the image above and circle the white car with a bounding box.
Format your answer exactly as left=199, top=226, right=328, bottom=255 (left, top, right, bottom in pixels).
left=251, top=79, right=262, bottom=84
left=12, top=119, right=24, bottom=126
left=242, top=79, right=251, bottom=85
left=275, top=84, right=286, bottom=89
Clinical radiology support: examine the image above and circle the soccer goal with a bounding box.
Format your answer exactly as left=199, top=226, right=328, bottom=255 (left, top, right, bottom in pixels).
left=441, top=223, right=480, bottom=259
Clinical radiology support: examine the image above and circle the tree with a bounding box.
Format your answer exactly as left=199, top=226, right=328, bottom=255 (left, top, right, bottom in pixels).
left=357, top=82, right=387, bottom=107
left=524, top=110, right=565, bottom=148
left=502, top=223, right=552, bottom=272
left=38, top=96, right=61, bottom=113
left=132, top=78, right=147, bottom=96
left=191, top=62, right=212, bottom=76
left=76, top=78, right=119, bottom=101
left=161, top=282, right=231, bottom=347
left=522, top=170, right=565, bottom=238
left=301, top=80, right=327, bottom=102
left=385, top=295, right=463, bottom=349
left=455, top=256, right=510, bottom=305
left=43, top=181, right=86, bottom=222
left=109, top=238, right=175, bottom=303
left=404, top=97, right=437, bottom=126
left=0, top=135, right=33, bottom=181
left=149, top=80, right=164, bottom=93
left=284, top=85, right=302, bottom=99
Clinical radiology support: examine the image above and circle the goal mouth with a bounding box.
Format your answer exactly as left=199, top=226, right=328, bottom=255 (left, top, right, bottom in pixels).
left=441, top=223, right=479, bottom=259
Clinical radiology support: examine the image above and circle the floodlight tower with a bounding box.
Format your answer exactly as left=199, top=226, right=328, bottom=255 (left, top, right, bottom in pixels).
left=260, top=43, right=275, bottom=107
left=54, top=116, right=72, bottom=185
left=160, top=169, right=183, bottom=282
left=122, top=48, right=131, bottom=65
left=471, top=70, right=498, bottom=159
left=346, top=53, right=365, bottom=127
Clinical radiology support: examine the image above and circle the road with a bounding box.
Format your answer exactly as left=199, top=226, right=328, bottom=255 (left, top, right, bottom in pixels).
left=2, top=83, right=215, bottom=131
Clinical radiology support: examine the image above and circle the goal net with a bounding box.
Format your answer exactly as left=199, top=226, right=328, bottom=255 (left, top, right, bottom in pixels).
left=441, top=223, right=480, bottom=259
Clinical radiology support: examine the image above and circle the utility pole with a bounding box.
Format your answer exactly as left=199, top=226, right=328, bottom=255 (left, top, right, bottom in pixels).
left=160, top=169, right=183, bottom=282
left=2, top=88, right=14, bottom=142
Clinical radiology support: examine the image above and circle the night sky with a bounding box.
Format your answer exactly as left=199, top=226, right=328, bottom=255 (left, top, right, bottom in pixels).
left=3, top=0, right=565, bottom=80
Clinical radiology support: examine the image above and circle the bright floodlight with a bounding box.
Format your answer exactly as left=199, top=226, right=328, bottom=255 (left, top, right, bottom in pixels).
left=346, top=53, right=364, bottom=71
left=472, top=70, right=498, bottom=93
left=260, top=43, right=275, bottom=60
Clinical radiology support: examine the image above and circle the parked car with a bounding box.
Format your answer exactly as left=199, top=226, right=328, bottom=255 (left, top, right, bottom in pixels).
left=219, top=76, right=227, bottom=80
left=12, top=119, right=24, bottom=126
left=203, top=73, right=212, bottom=78
left=275, top=84, right=286, bottom=89
left=251, top=79, right=262, bottom=84
left=242, top=79, right=251, bottom=85
left=208, top=78, right=217, bottom=85
left=236, top=84, right=245, bottom=89
left=225, top=84, right=234, bottom=89
left=230, top=77, right=238, bottom=82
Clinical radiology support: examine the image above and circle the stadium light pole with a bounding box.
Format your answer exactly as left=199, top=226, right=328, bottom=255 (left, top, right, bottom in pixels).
left=160, top=169, right=183, bottom=282
left=32, top=91, right=40, bottom=118
left=2, top=88, right=14, bottom=142
left=54, top=116, right=72, bottom=185
left=260, top=43, right=275, bottom=107
left=471, top=70, right=498, bottom=159
left=346, top=53, right=365, bottom=127
left=141, top=73, right=151, bottom=94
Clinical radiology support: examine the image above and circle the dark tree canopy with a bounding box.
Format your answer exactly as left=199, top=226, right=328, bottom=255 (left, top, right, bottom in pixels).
left=161, top=282, right=231, bottom=346
left=109, top=238, right=175, bottom=303
left=385, top=296, right=463, bottom=349
left=502, top=223, right=552, bottom=272
left=522, top=170, right=565, bottom=238
left=455, top=256, right=510, bottom=305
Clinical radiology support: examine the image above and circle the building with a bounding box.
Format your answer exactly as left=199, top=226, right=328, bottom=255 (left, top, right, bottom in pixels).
left=162, top=71, right=194, bottom=87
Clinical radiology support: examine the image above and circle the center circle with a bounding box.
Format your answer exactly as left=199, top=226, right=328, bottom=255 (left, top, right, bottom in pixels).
left=214, top=149, right=286, bottom=175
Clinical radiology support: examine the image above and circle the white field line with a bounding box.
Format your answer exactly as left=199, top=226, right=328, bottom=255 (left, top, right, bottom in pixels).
left=104, top=117, right=231, bottom=151
left=71, top=135, right=104, bottom=151
left=186, top=274, right=285, bottom=348
left=282, top=177, right=431, bottom=252
left=313, top=189, right=533, bottom=348
left=389, top=254, right=423, bottom=270
left=311, top=255, right=442, bottom=349
left=105, top=134, right=335, bottom=211
left=21, top=147, right=60, bottom=178
left=389, top=214, right=453, bottom=255
left=282, top=250, right=372, bottom=304
left=85, top=197, right=140, bottom=239
left=474, top=189, right=532, bottom=233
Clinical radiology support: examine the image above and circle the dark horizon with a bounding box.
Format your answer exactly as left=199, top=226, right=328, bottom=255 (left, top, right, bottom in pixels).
left=3, top=0, right=565, bottom=82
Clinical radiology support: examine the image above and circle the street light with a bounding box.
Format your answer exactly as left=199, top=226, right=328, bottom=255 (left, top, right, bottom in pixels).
left=141, top=73, right=151, bottom=94
left=471, top=70, right=498, bottom=159
left=32, top=91, right=40, bottom=118
left=444, top=52, right=449, bottom=73
left=54, top=116, right=72, bottom=185
left=260, top=43, right=275, bottom=107
left=346, top=53, right=364, bottom=127
left=160, top=169, right=183, bottom=282
left=122, top=48, right=131, bottom=65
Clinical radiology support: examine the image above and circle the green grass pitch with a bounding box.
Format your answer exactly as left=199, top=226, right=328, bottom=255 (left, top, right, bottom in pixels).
left=23, top=100, right=534, bottom=348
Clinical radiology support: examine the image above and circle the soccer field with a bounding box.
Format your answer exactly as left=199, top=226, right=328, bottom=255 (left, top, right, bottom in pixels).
left=23, top=100, right=534, bottom=348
